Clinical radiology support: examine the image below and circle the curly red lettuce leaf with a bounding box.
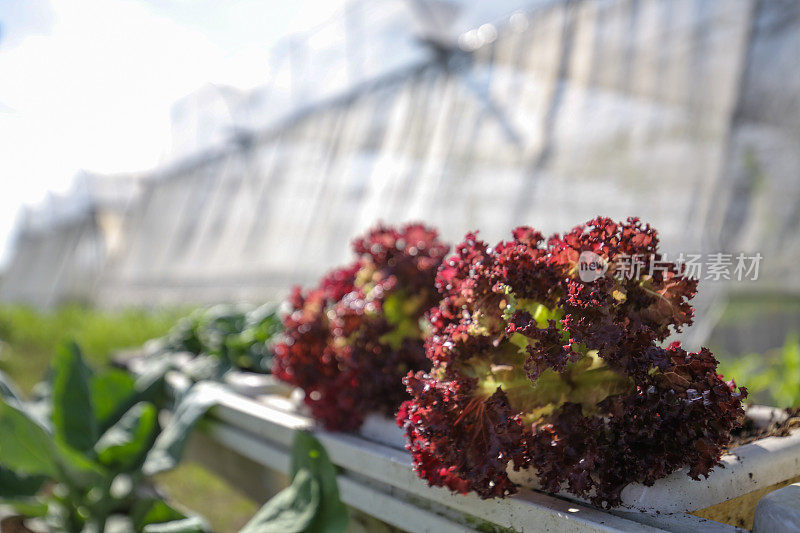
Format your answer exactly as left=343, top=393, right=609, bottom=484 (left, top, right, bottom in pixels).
left=397, top=372, right=529, bottom=498
left=274, top=223, right=448, bottom=431
left=399, top=218, right=746, bottom=507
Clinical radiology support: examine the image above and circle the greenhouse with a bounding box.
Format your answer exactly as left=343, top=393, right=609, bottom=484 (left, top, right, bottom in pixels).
left=1, top=0, right=800, bottom=531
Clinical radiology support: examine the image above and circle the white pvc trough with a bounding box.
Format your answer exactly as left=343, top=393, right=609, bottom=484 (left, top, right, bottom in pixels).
left=620, top=423, right=800, bottom=514
left=506, top=405, right=800, bottom=528
left=122, top=350, right=293, bottom=398
left=281, top=379, right=800, bottom=526
left=222, top=371, right=294, bottom=397
left=358, top=414, right=407, bottom=450
left=150, top=376, right=741, bottom=532
left=356, top=405, right=800, bottom=519
left=753, top=482, right=800, bottom=532
left=121, top=352, right=800, bottom=532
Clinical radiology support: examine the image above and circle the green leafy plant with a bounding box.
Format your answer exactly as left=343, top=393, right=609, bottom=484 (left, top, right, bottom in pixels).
left=240, top=432, right=348, bottom=533
left=720, top=333, right=800, bottom=408
left=160, top=304, right=281, bottom=375
left=0, top=342, right=209, bottom=533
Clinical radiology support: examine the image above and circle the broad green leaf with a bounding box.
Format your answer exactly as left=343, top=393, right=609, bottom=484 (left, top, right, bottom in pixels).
left=132, top=355, right=172, bottom=406
left=0, top=400, right=57, bottom=477
left=239, top=468, right=320, bottom=533
left=95, top=402, right=158, bottom=471
left=0, top=370, right=49, bottom=429
left=51, top=342, right=98, bottom=453
left=131, top=498, right=187, bottom=532
left=143, top=516, right=209, bottom=533
left=0, top=496, right=49, bottom=518
left=0, top=467, right=46, bottom=498
left=0, top=369, right=23, bottom=405
left=290, top=432, right=348, bottom=533
left=93, top=356, right=171, bottom=435
left=91, top=370, right=137, bottom=430
left=142, top=385, right=218, bottom=476
left=26, top=380, right=54, bottom=430
left=54, top=440, right=107, bottom=489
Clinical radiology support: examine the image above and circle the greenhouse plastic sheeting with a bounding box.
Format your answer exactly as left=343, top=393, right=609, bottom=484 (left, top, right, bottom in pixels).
left=2, top=0, right=798, bottom=350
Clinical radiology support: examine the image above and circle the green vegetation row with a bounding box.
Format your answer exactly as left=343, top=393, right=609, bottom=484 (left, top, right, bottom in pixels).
left=0, top=306, right=349, bottom=533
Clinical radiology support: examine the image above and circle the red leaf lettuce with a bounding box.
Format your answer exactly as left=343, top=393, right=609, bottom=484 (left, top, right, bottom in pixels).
left=398, top=217, right=746, bottom=507
left=274, top=223, right=449, bottom=431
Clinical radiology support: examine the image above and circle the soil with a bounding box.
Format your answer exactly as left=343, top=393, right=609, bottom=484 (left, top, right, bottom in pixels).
left=727, top=407, right=800, bottom=450
left=0, top=517, right=36, bottom=533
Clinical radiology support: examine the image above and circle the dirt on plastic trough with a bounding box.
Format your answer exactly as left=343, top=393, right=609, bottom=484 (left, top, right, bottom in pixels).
left=727, top=407, right=800, bottom=450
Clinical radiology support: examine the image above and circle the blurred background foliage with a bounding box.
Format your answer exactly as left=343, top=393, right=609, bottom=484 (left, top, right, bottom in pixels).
left=0, top=305, right=184, bottom=393
left=719, top=334, right=800, bottom=409
left=0, top=304, right=257, bottom=533
left=709, top=295, right=800, bottom=408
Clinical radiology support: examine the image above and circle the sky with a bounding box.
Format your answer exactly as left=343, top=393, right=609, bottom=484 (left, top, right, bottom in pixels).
left=0, top=0, right=346, bottom=266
